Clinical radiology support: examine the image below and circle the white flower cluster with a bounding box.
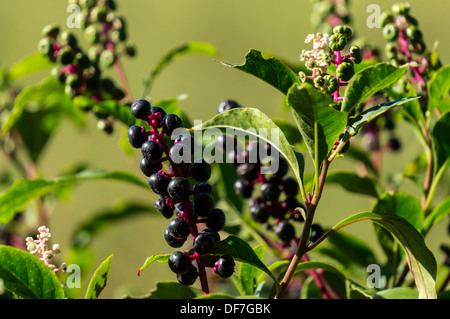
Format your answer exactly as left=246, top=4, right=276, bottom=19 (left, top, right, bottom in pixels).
left=26, top=226, right=66, bottom=273
left=299, top=33, right=334, bottom=82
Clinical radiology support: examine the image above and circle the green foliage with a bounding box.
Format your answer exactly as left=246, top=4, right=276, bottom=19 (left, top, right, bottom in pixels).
left=85, top=254, right=114, bottom=299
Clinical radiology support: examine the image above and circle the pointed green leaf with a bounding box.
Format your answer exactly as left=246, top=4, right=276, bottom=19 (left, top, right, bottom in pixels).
left=341, top=63, right=408, bottom=113
left=423, top=196, right=450, bottom=235
left=137, top=254, right=170, bottom=276
left=239, top=245, right=265, bottom=295
left=222, top=49, right=300, bottom=95
left=0, top=169, right=147, bottom=225
left=85, top=254, right=113, bottom=299
left=428, top=65, right=450, bottom=113
left=331, top=211, right=437, bottom=299
left=286, top=83, right=348, bottom=165
left=431, top=111, right=450, bottom=174
left=0, top=246, right=65, bottom=299
left=377, top=287, right=419, bottom=299
left=6, top=53, right=53, bottom=82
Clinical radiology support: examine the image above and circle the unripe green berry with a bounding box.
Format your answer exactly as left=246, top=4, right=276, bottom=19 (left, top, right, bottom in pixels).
left=314, top=75, right=325, bottom=88
left=336, top=62, right=355, bottom=81
left=38, top=38, right=54, bottom=57
left=88, top=46, right=101, bottom=62
left=57, top=47, right=75, bottom=65
left=324, top=75, right=338, bottom=94
left=41, top=24, right=60, bottom=38
left=125, top=41, right=137, bottom=57
left=380, top=12, right=394, bottom=27
left=405, top=25, right=423, bottom=43
left=74, top=52, right=91, bottom=69
left=80, top=0, right=95, bottom=9
left=99, top=50, right=116, bottom=68
left=404, top=14, right=418, bottom=26
left=66, top=73, right=82, bottom=90
left=84, top=25, right=100, bottom=44
left=91, top=6, right=107, bottom=23
left=51, top=67, right=65, bottom=83
left=392, top=2, right=410, bottom=15
left=329, top=33, right=347, bottom=51
left=349, top=45, right=363, bottom=64
left=61, top=31, right=78, bottom=48
left=333, top=26, right=352, bottom=39
left=111, top=29, right=127, bottom=43
left=383, top=23, right=399, bottom=42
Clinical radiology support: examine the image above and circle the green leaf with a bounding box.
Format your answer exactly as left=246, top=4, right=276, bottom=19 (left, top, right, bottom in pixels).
left=377, top=287, right=419, bottom=299
left=286, top=83, right=348, bottom=166
left=0, top=169, right=147, bottom=225
left=0, top=246, right=65, bottom=299
left=326, top=171, right=380, bottom=198
left=272, top=119, right=303, bottom=145
left=239, top=245, right=265, bottom=295
left=191, top=107, right=305, bottom=201
left=6, top=53, right=53, bottom=82
left=125, top=281, right=202, bottom=299
left=428, top=65, right=450, bottom=113
left=331, top=211, right=437, bottom=299
left=372, top=192, right=424, bottom=231
left=431, top=111, right=450, bottom=174
left=222, top=49, right=300, bottom=95
left=341, top=62, right=408, bottom=113
left=85, top=254, right=113, bottom=299
left=143, top=42, right=218, bottom=96
left=423, top=196, right=450, bottom=235
left=345, top=96, right=421, bottom=137
left=137, top=254, right=170, bottom=276
left=213, top=235, right=279, bottom=288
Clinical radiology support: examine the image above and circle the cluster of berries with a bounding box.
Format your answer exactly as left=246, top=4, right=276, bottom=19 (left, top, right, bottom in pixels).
left=216, top=100, right=306, bottom=246
left=310, top=0, right=351, bottom=34
left=381, top=2, right=440, bottom=95
left=298, top=26, right=362, bottom=105
left=127, top=99, right=235, bottom=286
left=360, top=110, right=401, bottom=153
left=37, top=0, right=136, bottom=134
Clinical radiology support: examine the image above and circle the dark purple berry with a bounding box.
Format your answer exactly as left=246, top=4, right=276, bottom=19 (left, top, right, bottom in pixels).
left=273, top=156, right=289, bottom=178
left=201, top=228, right=221, bottom=242
left=148, top=173, right=170, bottom=196
left=177, top=266, right=198, bottom=285
left=131, top=99, right=151, bottom=119
left=250, top=205, right=269, bottom=223
left=193, top=232, right=216, bottom=255
left=261, top=182, right=281, bottom=202
left=214, top=255, right=235, bottom=278
left=162, top=114, right=183, bottom=135
left=167, top=217, right=191, bottom=239
left=206, top=208, right=226, bottom=232
left=154, top=197, right=174, bottom=219
left=387, top=137, right=401, bottom=151
left=275, top=220, right=295, bottom=243
left=217, top=99, right=242, bottom=113
left=127, top=125, right=146, bottom=148
left=282, top=177, right=299, bottom=196
left=140, top=158, right=161, bottom=177
left=168, top=251, right=192, bottom=275
left=164, top=228, right=186, bottom=248
left=234, top=180, right=253, bottom=198
left=191, top=159, right=211, bottom=182
left=237, top=163, right=259, bottom=182
left=193, top=193, right=215, bottom=217
left=141, top=140, right=163, bottom=163
left=310, top=223, right=323, bottom=243
left=193, top=182, right=213, bottom=196
left=167, top=177, right=192, bottom=201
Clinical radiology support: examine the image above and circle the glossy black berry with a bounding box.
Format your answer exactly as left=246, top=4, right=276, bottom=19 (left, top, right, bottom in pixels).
left=214, top=255, right=235, bottom=278
left=167, top=218, right=191, bottom=239
left=237, top=163, right=259, bottom=182
left=154, top=197, right=174, bottom=219
left=193, top=182, right=213, bottom=196
left=206, top=208, right=226, bottom=232
left=168, top=251, right=192, bottom=275
left=167, top=177, right=192, bottom=201
left=150, top=106, right=167, bottom=120
left=191, top=159, right=211, bottom=182
left=274, top=156, right=289, bottom=178
left=193, top=232, right=216, bottom=255
left=282, top=177, right=299, bottom=196
left=177, top=266, right=198, bottom=286
left=131, top=99, right=151, bottom=119
left=200, top=228, right=221, bottom=242
left=128, top=125, right=147, bottom=148
left=162, top=114, right=183, bottom=135
left=193, top=193, right=215, bottom=217
left=141, top=140, right=163, bottom=163
left=140, top=158, right=161, bottom=177
left=234, top=180, right=253, bottom=198
left=164, top=228, right=186, bottom=248
left=310, top=223, right=323, bottom=243
left=250, top=205, right=269, bottom=223
left=275, top=220, right=296, bottom=242
left=285, top=195, right=300, bottom=211
left=148, top=173, right=170, bottom=196
left=217, top=99, right=242, bottom=113
left=261, top=182, right=281, bottom=202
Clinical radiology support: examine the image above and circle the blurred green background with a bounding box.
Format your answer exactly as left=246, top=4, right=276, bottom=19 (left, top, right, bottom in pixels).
left=0, top=0, right=449, bottom=298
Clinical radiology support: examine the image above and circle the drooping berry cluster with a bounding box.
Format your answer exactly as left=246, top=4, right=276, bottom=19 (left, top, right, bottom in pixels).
left=298, top=26, right=362, bottom=105
left=127, top=99, right=235, bottom=287
left=310, top=0, right=351, bottom=34
left=37, top=0, right=136, bottom=134
left=216, top=100, right=306, bottom=246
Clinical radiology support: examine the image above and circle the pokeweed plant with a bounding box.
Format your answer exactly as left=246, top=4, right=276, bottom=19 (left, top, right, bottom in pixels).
left=0, top=1, right=449, bottom=301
